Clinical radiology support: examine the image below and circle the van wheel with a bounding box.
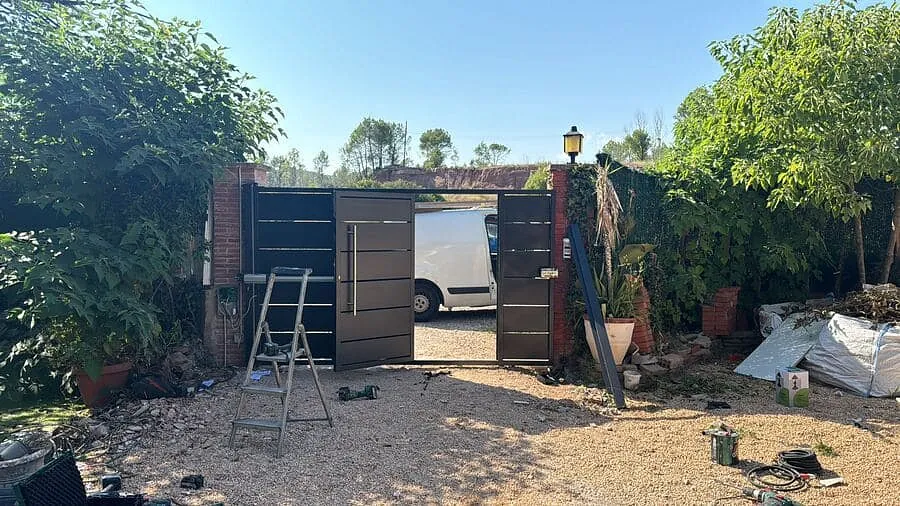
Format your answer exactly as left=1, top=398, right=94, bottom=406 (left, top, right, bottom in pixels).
left=414, top=283, right=440, bottom=322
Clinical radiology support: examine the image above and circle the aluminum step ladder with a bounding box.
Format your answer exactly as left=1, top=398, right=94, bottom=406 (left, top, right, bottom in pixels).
left=229, top=267, right=333, bottom=457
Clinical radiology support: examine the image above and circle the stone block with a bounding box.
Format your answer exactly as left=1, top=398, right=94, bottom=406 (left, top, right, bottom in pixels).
left=639, top=363, right=668, bottom=376
left=659, top=353, right=685, bottom=370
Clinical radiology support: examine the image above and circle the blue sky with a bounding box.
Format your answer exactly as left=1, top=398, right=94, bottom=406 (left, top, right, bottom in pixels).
left=149, top=0, right=822, bottom=170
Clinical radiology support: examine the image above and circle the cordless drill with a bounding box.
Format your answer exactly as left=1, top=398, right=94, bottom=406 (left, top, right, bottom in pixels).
left=742, top=488, right=802, bottom=506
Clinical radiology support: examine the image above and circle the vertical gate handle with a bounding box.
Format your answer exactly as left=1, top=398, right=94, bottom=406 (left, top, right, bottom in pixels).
left=346, top=225, right=355, bottom=314
left=352, top=224, right=358, bottom=315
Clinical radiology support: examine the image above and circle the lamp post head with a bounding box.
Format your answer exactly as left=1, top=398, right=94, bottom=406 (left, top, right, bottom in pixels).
left=563, top=126, right=583, bottom=164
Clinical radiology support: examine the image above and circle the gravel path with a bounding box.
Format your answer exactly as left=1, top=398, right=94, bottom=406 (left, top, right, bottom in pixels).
left=109, top=362, right=899, bottom=505
left=414, top=309, right=496, bottom=360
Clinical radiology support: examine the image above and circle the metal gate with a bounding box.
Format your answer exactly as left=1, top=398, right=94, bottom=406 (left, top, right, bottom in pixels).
left=496, top=192, right=553, bottom=362
left=334, top=191, right=415, bottom=370
left=243, top=186, right=415, bottom=369
left=242, top=185, right=552, bottom=367
left=242, top=187, right=337, bottom=360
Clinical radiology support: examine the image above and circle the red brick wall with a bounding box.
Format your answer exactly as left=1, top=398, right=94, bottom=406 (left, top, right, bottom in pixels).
left=205, top=163, right=268, bottom=366
left=550, top=164, right=573, bottom=363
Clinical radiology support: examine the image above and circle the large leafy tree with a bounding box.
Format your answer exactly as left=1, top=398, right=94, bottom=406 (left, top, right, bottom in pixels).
left=0, top=0, right=280, bottom=377
left=709, top=1, right=900, bottom=284
left=340, top=118, right=409, bottom=177
left=653, top=86, right=832, bottom=327
left=419, top=128, right=455, bottom=169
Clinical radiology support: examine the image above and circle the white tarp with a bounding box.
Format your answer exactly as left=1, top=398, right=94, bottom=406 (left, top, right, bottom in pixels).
left=758, top=303, right=801, bottom=338
left=734, top=312, right=826, bottom=380
left=803, top=314, right=900, bottom=397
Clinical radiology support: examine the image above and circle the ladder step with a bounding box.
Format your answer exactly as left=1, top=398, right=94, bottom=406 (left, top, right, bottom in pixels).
left=241, top=385, right=288, bottom=396
left=232, top=418, right=282, bottom=431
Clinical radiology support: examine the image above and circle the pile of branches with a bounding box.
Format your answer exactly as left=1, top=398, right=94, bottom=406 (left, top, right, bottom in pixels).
left=808, top=285, right=900, bottom=324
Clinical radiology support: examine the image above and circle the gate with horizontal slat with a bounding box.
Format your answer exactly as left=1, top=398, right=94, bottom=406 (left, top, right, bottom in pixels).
left=242, top=185, right=554, bottom=367
left=496, top=192, right=554, bottom=363
left=242, top=186, right=337, bottom=360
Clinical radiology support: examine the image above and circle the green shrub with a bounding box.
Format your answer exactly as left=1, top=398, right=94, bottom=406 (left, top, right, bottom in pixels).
left=0, top=1, right=279, bottom=378
left=524, top=163, right=550, bottom=190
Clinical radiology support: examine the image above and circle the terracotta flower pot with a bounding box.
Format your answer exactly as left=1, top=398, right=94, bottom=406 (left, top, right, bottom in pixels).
left=75, top=361, right=133, bottom=408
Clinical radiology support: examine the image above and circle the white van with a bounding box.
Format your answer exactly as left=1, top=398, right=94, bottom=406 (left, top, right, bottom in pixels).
left=414, top=209, right=498, bottom=321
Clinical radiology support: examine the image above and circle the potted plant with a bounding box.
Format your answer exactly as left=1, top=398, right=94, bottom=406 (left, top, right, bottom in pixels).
left=2, top=225, right=167, bottom=409
left=583, top=244, right=653, bottom=364
left=53, top=320, right=137, bottom=408
left=580, top=157, right=656, bottom=364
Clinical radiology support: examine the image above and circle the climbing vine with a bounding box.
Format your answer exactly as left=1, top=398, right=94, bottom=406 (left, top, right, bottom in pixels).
left=564, top=161, right=838, bottom=336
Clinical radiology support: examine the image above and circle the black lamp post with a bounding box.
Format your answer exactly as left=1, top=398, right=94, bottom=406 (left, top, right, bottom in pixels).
left=563, top=126, right=584, bottom=164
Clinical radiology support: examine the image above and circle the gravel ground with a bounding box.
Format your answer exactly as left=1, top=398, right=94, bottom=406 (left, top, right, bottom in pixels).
left=414, top=309, right=496, bottom=360
left=106, top=362, right=900, bottom=505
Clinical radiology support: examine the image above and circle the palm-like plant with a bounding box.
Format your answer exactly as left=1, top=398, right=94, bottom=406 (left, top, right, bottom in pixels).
left=595, top=159, right=622, bottom=293
left=592, top=156, right=655, bottom=318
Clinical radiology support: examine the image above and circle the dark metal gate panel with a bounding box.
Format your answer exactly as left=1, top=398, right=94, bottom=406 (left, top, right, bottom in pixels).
left=497, top=192, right=553, bottom=362
left=243, top=185, right=336, bottom=359
left=334, top=191, right=414, bottom=370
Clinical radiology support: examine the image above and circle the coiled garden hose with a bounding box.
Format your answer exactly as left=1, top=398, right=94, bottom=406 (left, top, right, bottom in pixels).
left=747, top=465, right=807, bottom=492
left=777, top=449, right=823, bottom=474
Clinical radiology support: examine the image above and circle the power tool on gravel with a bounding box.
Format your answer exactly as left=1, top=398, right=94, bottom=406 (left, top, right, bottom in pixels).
left=740, top=487, right=802, bottom=506
left=337, top=385, right=379, bottom=401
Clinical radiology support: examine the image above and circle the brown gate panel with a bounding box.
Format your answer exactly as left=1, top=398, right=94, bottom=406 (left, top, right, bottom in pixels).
left=334, top=192, right=415, bottom=370
left=337, top=223, right=412, bottom=251
left=497, top=193, right=553, bottom=363
left=337, top=251, right=413, bottom=281
left=338, top=278, right=411, bottom=311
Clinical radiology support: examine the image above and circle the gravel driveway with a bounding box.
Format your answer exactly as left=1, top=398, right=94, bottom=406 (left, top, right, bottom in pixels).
left=414, top=309, right=496, bottom=360
left=110, top=362, right=899, bottom=505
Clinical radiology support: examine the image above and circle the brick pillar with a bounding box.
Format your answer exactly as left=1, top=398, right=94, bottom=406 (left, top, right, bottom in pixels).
left=205, top=163, right=268, bottom=366
left=550, top=164, right=574, bottom=363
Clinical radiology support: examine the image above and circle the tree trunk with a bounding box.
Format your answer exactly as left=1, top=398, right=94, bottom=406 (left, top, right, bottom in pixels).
left=879, top=187, right=900, bottom=284
left=834, top=240, right=847, bottom=296
left=854, top=214, right=866, bottom=288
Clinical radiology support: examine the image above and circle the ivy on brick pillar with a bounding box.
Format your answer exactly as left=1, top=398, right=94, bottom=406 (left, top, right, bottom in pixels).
left=206, top=163, right=268, bottom=366
left=550, top=164, right=574, bottom=363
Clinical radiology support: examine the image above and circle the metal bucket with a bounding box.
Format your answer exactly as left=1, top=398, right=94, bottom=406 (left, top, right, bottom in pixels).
left=708, top=429, right=739, bottom=466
